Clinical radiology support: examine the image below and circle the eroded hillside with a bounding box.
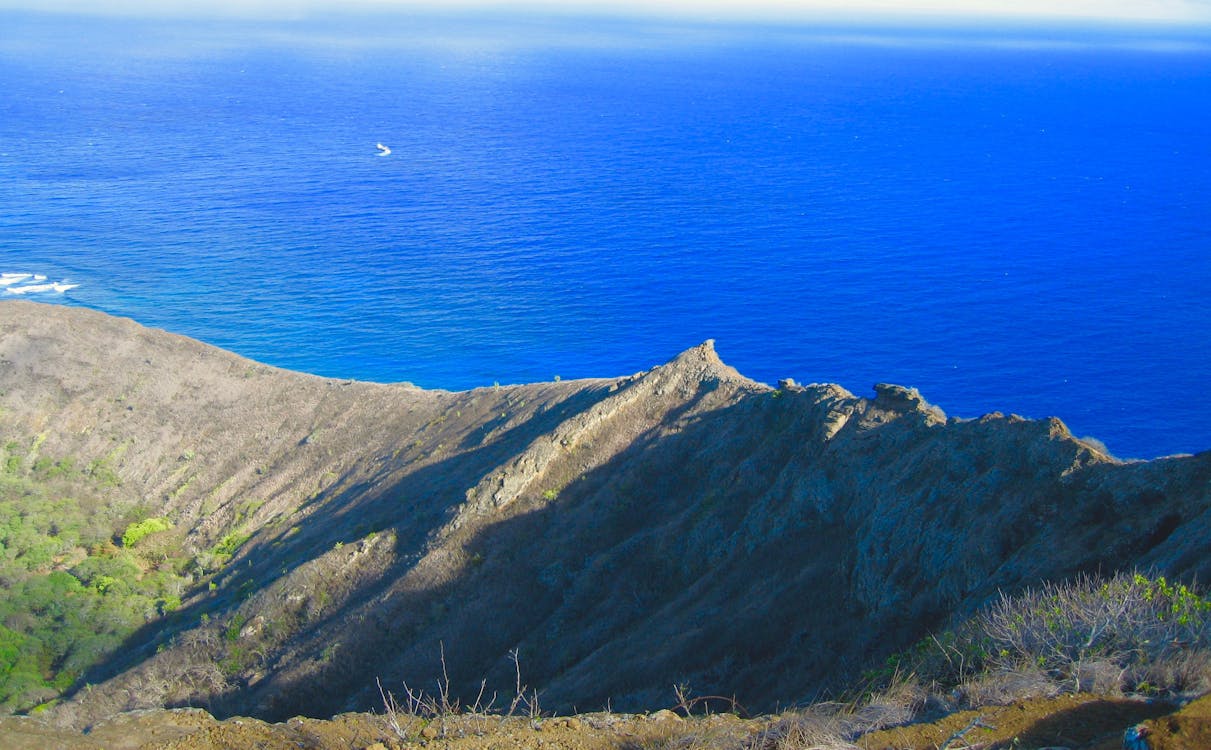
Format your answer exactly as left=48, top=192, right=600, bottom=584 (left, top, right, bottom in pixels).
left=0, top=300, right=1208, bottom=730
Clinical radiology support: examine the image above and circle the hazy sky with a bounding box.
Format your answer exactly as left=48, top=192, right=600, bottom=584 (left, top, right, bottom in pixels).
left=5, top=0, right=1211, bottom=24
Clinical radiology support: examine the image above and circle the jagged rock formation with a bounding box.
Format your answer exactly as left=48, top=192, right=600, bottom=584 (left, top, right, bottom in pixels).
left=1, top=300, right=1208, bottom=729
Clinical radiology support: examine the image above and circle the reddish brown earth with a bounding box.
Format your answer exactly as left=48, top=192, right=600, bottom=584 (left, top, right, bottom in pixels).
left=1139, top=693, right=1211, bottom=750
left=0, top=709, right=722, bottom=750
left=4, top=695, right=1211, bottom=750
left=861, top=693, right=1185, bottom=750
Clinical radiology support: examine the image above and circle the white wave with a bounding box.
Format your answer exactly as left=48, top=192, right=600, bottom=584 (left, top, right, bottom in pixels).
left=376, top=142, right=391, bottom=156
left=7, top=283, right=55, bottom=294
left=1, top=272, right=80, bottom=295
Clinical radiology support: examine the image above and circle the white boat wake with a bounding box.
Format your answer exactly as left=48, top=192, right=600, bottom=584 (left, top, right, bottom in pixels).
left=376, top=142, right=391, bottom=156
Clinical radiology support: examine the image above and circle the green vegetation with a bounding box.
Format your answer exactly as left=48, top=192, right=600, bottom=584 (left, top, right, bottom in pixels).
left=0, top=441, right=195, bottom=712
left=121, top=517, right=173, bottom=548
left=212, top=530, right=250, bottom=560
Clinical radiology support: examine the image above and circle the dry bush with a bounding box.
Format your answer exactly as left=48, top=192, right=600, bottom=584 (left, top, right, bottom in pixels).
left=630, top=708, right=861, bottom=750
left=977, top=572, right=1211, bottom=694
left=746, top=676, right=925, bottom=750
left=624, top=719, right=755, bottom=750
left=1133, top=647, right=1211, bottom=696
left=377, top=646, right=541, bottom=742
left=851, top=677, right=927, bottom=731
left=1071, top=659, right=1128, bottom=694
left=630, top=672, right=927, bottom=750
left=953, top=662, right=1062, bottom=707
left=878, top=572, right=1211, bottom=707
left=751, top=706, right=856, bottom=750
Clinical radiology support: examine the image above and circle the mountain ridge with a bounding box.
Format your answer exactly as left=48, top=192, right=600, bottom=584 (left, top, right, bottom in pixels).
left=0, top=300, right=1207, bottom=730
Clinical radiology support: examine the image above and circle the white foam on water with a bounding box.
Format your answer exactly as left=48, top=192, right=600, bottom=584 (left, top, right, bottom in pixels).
left=1, top=272, right=80, bottom=295
left=7, top=283, right=54, bottom=294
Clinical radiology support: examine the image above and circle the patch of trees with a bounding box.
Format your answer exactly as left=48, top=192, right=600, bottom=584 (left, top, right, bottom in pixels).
left=0, top=442, right=191, bottom=713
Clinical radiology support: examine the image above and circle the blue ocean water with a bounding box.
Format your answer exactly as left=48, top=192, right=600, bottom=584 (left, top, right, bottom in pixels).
left=1, top=12, right=1209, bottom=459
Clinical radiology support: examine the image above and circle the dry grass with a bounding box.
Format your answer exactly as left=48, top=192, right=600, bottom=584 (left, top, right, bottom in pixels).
left=951, top=663, right=1062, bottom=707
left=622, top=718, right=756, bottom=750
left=629, top=676, right=926, bottom=750
left=377, top=645, right=542, bottom=742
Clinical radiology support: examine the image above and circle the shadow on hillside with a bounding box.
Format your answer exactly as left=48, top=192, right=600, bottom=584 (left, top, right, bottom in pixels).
left=59, top=380, right=1211, bottom=726
left=207, top=387, right=874, bottom=721
left=56, top=382, right=618, bottom=710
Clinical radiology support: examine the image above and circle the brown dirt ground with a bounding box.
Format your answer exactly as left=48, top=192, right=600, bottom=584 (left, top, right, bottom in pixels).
left=860, top=693, right=1208, bottom=750
left=0, top=709, right=742, bottom=750
left=2, top=695, right=1210, bottom=750
left=1137, top=693, right=1211, bottom=750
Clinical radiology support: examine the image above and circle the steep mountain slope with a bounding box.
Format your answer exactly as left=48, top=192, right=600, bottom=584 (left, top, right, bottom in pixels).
left=0, top=300, right=1207, bottom=729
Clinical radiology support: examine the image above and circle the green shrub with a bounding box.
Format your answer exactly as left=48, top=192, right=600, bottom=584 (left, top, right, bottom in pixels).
left=212, top=531, right=251, bottom=559
left=121, top=517, right=172, bottom=548
left=70, top=554, right=142, bottom=590
left=224, top=614, right=247, bottom=642
left=85, top=458, right=121, bottom=487
left=0, top=625, right=40, bottom=679
left=32, top=457, right=75, bottom=479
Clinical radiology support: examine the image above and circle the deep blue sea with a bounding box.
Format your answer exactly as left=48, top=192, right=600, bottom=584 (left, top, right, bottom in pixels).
left=1, top=12, right=1209, bottom=459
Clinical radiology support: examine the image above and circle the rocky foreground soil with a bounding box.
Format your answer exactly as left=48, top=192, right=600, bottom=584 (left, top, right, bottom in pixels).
left=3, top=694, right=1210, bottom=750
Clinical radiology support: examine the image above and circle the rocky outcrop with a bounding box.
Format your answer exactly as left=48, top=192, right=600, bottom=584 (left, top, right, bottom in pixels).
left=1, top=300, right=1208, bottom=729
